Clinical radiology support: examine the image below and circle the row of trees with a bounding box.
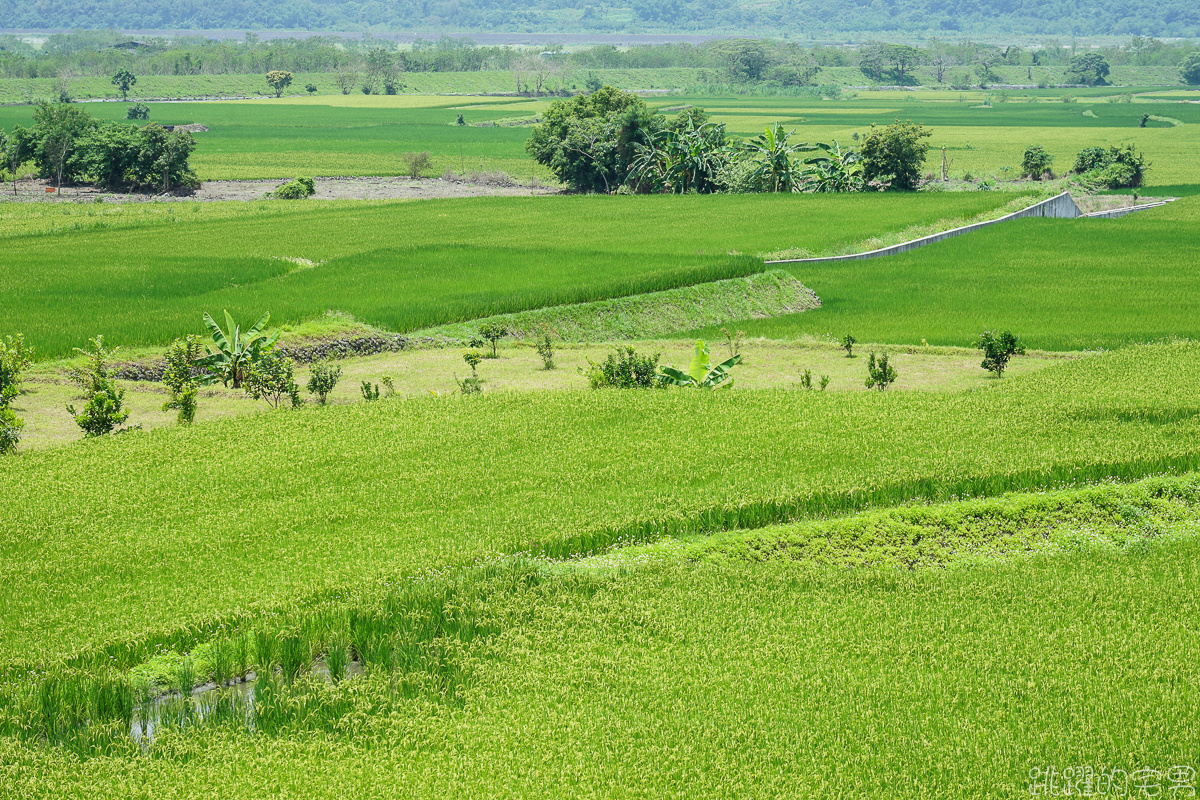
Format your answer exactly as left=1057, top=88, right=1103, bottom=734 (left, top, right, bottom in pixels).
left=4, top=0, right=1200, bottom=38
left=3, top=33, right=1197, bottom=85
left=528, top=88, right=933, bottom=194
left=0, top=102, right=197, bottom=191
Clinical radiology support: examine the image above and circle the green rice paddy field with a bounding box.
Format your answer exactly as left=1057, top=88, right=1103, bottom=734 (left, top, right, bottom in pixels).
left=2, top=118, right=1200, bottom=793
left=717, top=195, right=1200, bottom=350
left=2, top=87, right=1197, bottom=185
left=0, top=192, right=1018, bottom=358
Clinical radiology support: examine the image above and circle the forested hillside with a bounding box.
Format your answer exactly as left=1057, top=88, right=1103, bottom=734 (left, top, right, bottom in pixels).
left=1, top=0, right=1197, bottom=38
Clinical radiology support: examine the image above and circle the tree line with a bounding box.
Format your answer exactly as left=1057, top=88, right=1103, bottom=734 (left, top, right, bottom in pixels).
left=1, top=0, right=1198, bottom=37
left=1, top=32, right=1196, bottom=86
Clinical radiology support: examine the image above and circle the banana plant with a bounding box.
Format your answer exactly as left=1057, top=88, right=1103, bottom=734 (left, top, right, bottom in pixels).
left=801, top=140, right=865, bottom=193
left=197, top=310, right=280, bottom=389
left=745, top=123, right=813, bottom=193
left=659, top=340, right=741, bottom=390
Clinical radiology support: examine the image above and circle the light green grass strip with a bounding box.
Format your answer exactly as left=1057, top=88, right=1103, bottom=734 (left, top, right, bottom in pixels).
left=413, top=269, right=819, bottom=343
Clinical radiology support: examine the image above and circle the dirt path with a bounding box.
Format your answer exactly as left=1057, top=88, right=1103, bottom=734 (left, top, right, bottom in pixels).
left=0, top=175, right=560, bottom=203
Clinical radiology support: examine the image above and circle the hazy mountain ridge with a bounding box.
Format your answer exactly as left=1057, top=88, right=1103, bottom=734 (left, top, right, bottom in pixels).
left=1, top=0, right=1197, bottom=38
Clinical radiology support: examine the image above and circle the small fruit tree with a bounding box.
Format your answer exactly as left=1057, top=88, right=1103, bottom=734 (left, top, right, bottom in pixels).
left=976, top=330, right=1026, bottom=378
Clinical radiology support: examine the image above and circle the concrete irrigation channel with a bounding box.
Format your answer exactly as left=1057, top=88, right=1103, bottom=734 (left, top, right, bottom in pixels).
left=765, top=192, right=1173, bottom=267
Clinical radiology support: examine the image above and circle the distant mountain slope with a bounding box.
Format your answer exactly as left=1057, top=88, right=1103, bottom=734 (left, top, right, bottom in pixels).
left=2, top=0, right=1197, bottom=37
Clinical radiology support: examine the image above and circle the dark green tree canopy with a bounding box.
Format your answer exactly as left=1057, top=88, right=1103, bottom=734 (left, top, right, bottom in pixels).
left=8, top=102, right=197, bottom=191
left=1182, top=53, right=1200, bottom=85
left=859, top=119, right=933, bottom=191
left=111, top=68, right=136, bottom=100
left=1067, top=53, right=1111, bottom=85
left=526, top=86, right=657, bottom=193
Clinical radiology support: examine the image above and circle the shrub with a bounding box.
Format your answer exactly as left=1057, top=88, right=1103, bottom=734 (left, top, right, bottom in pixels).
left=458, top=350, right=484, bottom=394
left=534, top=325, right=556, bottom=370
left=1021, top=146, right=1054, bottom=180
left=860, top=119, right=933, bottom=191
left=305, top=83, right=318, bottom=94
left=360, top=381, right=380, bottom=401
left=66, top=336, right=131, bottom=436
left=581, top=347, right=662, bottom=389
left=161, top=334, right=204, bottom=425
left=0, top=405, right=22, bottom=455
left=478, top=322, right=508, bottom=358
left=0, top=334, right=28, bottom=454
left=713, top=157, right=764, bottom=194
left=306, top=361, right=343, bottom=404
left=274, top=177, right=315, bottom=199
left=1073, top=146, right=1110, bottom=174
left=244, top=352, right=302, bottom=409
left=0, top=333, right=33, bottom=409
left=798, top=369, right=831, bottom=391
left=976, top=330, right=1026, bottom=378
left=865, top=351, right=897, bottom=391
left=125, top=103, right=149, bottom=121
left=1073, top=143, right=1149, bottom=189
left=164, top=384, right=198, bottom=426
left=402, top=151, right=432, bottom=179
left=841, top=334, right=857, bottom=358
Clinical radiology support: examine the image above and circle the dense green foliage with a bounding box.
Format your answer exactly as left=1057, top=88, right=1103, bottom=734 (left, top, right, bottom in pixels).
left=1, top=341, right=1200, bottom=667
left=1184, top=53, right=1200, bottom=84
left=273, top=176, right=315, bottom=198
left=976, top=330, right=1026, bottom=377
left=726, top=198, right=1200, bottom=350
left=860, top=119, right=933, bottom=191
left=0, top=334, right=31, bottom=454
left=0, top=192, right=1011, bottom=358
left=581, top=346, right=663, bottom=388
left=2, top=91, right=1194, bottom=187
left=2, top=0, right=1199, bottom=36
left=526, top=87, right=655, bottom=193
left=1067, top=53, right=1112, bottom=85
left=1020, top=145, right=1054, bottom=179
left=1073, top=142, right=1150, bottom=189
left=3, top=102, right=196, bottom=191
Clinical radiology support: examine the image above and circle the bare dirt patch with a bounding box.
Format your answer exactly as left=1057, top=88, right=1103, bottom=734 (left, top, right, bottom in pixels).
left=0, top=175, right=560, bottom=204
